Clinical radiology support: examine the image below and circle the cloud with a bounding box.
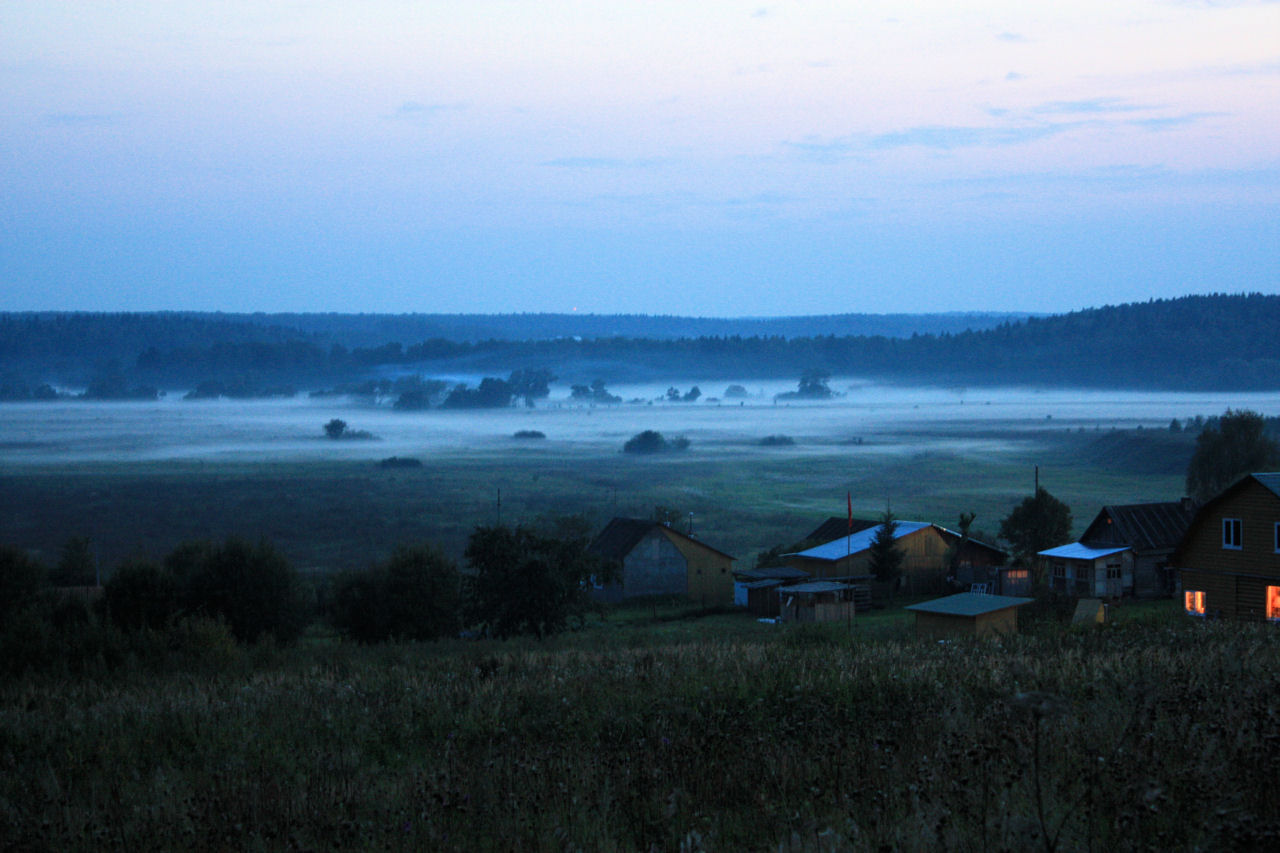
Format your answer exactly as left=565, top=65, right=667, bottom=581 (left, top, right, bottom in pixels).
left=1031, top=98, right=1147, bottom=115
left=1128, top=111, right=1224, bottom=130
left=542, top=156, right=665, bottom=169
left=1005, top=71, right=1026, bottom=81
left=997, top=32, right=1028, bottom=42
left=388, top=101, right=465, bottom=121
left=869, top=123, right=1072, bottom=150
left=43, top=113, right=119, bottom=127
left=752, top=7, right=770, bottom=17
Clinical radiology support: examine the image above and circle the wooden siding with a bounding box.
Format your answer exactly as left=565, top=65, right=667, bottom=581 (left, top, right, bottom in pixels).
left=1181, top=568, right=1279, bottom=621
left=784, top=526, right=954, bottom=593
left=615, top=529, right=688, bottom=600
left=660, top=528, right=735, bottom=606
left=1176, top=479, right=1280, bottom=581
left=913, top=607, right=1019, bottom=639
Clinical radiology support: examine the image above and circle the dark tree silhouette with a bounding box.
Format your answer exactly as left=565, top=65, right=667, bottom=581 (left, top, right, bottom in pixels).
left=868, top=511, right=904, bottom=588
left=999, top=487, right=1073, bottom=568
left=1185, top=409, right=1280, bottom=503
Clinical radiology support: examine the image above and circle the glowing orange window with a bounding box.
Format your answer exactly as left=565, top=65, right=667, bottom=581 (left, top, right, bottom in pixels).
left=1185, top=590, right=1206, bottom=616
left=1266, top=586, right=1280, bottom=621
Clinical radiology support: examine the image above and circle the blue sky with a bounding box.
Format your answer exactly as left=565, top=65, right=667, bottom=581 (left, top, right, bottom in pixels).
left=2, top=1, right=1277, bottom=316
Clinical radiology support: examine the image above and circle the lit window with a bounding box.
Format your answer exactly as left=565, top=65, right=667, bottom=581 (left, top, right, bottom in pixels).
left=1222, top=518, right=1242, bottom=550
left=1184, top=590, right=1206, bottom=616
left=1267, top=586, right=1280, bottom=622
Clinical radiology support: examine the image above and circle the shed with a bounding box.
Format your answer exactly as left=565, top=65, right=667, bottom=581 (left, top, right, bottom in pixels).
left=904, top=592, right=1033, bottom=639
left=778, top=581, right=866, bottom=623
left=1038, top=543, right=1132, bottom=598
left=733, top=566, right=810, bottom=608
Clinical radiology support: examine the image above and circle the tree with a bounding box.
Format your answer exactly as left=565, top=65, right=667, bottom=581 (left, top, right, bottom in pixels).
left=51, top=535, right=96, bottom=586
left=1185, top=409, right=1280, bottom=503
left=868, top=510, right=904, bottom=589
left=328, top=544, right=461, bottom=643
left=624, top=430, right=668, bottom=454
left=324, top=418, right=348, bottom=439
left=178, top=538, right=309, bottom=644
left=948, top=511, right=978, bottom=573
left=464, top=525, right=607, bottom=639
left=999, top=487, right=1073, bottom=567
left=104, top=559, right=176, bottom=631
left=507, top=368, right=556, bottom=407
left=0, top=545, right=45, bottom=625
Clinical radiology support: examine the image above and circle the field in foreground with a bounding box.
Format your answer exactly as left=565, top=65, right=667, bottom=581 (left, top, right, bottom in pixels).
left=1, top=604, right=1277, bottom=851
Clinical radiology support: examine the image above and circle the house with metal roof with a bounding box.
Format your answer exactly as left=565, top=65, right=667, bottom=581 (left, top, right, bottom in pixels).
left=588, top=518, right=736, bottom=605
left=783, top=521, right=962, bottom=595
left=1039, top=500, right=1196, bottom=598
left=1173, top=473, right=1280, bottom=621
left=905, top=592, right=1033, bottom=638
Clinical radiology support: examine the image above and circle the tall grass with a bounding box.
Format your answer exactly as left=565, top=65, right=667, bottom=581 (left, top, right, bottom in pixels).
left=1, top=614, right=1276, bottom=850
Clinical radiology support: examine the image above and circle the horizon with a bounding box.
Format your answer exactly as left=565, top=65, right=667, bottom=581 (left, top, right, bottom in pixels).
left=3, top=2, right=1277, bottom=316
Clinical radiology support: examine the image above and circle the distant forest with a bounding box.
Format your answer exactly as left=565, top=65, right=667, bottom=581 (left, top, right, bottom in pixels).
left=2, top=294, right=1279, bottom=396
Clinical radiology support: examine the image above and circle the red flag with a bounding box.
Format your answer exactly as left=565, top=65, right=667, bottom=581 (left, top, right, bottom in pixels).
left=847, top=492, right=853, bottom=533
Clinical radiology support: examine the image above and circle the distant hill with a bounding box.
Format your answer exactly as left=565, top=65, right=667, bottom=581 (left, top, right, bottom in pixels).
left=3, top=294, right=1280, bottom=391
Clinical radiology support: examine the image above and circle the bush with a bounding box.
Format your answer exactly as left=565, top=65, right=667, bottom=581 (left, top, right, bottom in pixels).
left=104, top=559, right=176, bottom=631
left=759, top=434, right=795, bottom=447
left=379, top=456, right=423, bottom=468
left=513, top=430, right=546, bottom=439
left=180, top=538, right=310, bottom=644
left=623, top=430, right=690, bottom=454
left=329, top=544, right=461, bottom=642
left=0, top=545, right=45, bottom=625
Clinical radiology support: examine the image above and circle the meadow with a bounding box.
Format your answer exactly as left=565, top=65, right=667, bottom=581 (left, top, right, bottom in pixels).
left=2, top=603, right=1278, bottom=851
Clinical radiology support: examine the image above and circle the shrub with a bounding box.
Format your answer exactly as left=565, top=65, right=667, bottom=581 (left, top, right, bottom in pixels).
left=623, top=431, right=690, bottom=453
left=104, top=559, right=176, bottom=631
left=513, top=430, right=546, bottom=439
left=329, top=544, right=461, bottom=642
left=179, top=538, right=310, bottom=644
left=0, top=544, right=45, bottom=625
left=379, top=456, right=423, bottom=468
left=759, top=434, right=795, bottom=447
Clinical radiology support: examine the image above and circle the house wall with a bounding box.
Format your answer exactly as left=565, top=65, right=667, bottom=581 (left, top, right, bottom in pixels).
left=913, top=607, right=1019, bottom=639
left=665, top=531, right=735, bottom=605
left=1177, top=480, right=1280, bottom=621
left=785, top=527, right=954, bottom=593
left=619, top=529, right=689, bottom=599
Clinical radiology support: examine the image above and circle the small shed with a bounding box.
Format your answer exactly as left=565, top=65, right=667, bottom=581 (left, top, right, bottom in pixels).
left=905, top=592, right=1033, bottom=639
left=778, top=581, right=864, bottom=623
left=733, top=566, right=810, bottom=608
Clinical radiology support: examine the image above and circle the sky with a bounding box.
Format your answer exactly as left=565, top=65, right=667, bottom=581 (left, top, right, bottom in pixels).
left=1, top=1, right=1277, bottom=317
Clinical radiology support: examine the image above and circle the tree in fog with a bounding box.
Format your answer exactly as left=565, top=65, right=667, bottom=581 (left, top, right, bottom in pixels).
left=507, top=368, right=556, bottom=407
left=324, top=418, right=348, bottom=438
left=1185, top=409, right=1280, bottom=503
left=51, top=536, right=96, bottom=586
left=177, top=538, right=309, bottom=643
left=868, top=511, right=904, bottom=589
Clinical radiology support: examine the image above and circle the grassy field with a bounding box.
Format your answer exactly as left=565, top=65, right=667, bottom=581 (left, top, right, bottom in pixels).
left=0, top=424, right=1192, bottom=573
left=1, top=600, right=1277, bottom=851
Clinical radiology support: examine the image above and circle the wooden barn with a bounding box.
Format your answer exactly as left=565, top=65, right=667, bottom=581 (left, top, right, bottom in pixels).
left=1173, top=473, right=1280, bottom=621
left=588, top=518, right=736, bottom=606
left=905, top=592, right=1033, bottom=639
left=784, top=521, right=994, bottom=595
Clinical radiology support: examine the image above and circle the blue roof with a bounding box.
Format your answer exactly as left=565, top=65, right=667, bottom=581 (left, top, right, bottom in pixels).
left=1038, top=542, right=1130, bottom=560
left=786, top=521, right=933, bottom=562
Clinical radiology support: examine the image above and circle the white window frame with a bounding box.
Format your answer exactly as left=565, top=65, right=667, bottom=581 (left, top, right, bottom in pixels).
left=1274, top=522, right=1279, bottom=554
left=1222, top=518, right=1242, bottom=550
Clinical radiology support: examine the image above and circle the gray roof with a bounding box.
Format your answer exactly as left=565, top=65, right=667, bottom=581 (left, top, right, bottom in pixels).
left=1081, top=501, right=1195, bottom=553
left=778, top=581, right=854, bottom=594
left=1255, top=473, right=1280, bottom=499
left=905, top=592, right=1033, bottom=617
left=735, top=566, right=811, bottom=581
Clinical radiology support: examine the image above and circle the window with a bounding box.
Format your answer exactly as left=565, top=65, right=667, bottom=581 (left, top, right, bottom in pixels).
left=1267, top=586, right=1280, bottom=622
left=1274, top=523, right=1280, bottom=554
left=1222, top=518, right=1242, bottom=550
left=1105, top=563, right=1121, bottom=580
left=1185, top=590, right=1206, bottom=616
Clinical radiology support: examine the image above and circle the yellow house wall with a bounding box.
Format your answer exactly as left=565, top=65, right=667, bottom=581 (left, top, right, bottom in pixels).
left=663, top=530, right=735, bottom=606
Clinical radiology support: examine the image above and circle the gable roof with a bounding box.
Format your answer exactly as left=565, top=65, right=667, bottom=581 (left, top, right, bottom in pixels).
left=804, top=516, right=882, bottom=544
left=1172, top=473, right=1280, bottom=564
left=786, top=521, right=933, bottom=562
left=905, top=592, right=1033, bottom=617
left=588, top=517, right=736, bottom=562
left=1082, top=501, right=1195, bottom=552
left=1038, top=543, right=1130, bottom=560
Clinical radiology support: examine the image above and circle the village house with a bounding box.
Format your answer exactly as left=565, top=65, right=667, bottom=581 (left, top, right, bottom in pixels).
left=587, top=517, right=736, bottom=606
left=1040, top=501, right=1195, bottom=598
left=783, top=519, right=1006, bottom=595
left=1172, top=473, right=1280, bottom=621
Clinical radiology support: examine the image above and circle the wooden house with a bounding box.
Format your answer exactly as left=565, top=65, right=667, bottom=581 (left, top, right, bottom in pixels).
left=1075, top=501, right=1195, bottom=597
left=732, top=566, right=810, bottom=615
left=784, top=521, right=998, bottom=595
left=905, top=592, right=1033, bottom=639
left=588, top=518, right=736, bottom=605
left=1039, top=542, right=1132, bottom=598
left=1172, top=473, right=1280, bottom=621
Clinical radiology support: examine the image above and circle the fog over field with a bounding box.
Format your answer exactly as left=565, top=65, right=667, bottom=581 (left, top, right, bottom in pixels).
left=4, top=379, right=1280, bottom=467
